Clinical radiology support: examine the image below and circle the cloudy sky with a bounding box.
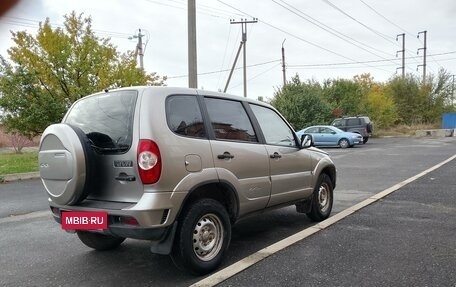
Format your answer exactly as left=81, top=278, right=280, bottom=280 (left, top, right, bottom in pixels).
left=1, top=0, right=455, bottom=99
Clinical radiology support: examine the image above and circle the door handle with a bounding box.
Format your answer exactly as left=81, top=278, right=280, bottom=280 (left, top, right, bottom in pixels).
left=115, top=172, right=136, bottom=182
left=270, top=152, right=282, bottom=159
left=217, top=152, right=234, bottom=159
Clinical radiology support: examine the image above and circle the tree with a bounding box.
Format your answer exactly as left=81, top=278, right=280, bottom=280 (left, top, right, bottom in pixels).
left=270, top=75, right=331, bottom=130
left=0, top=11, right=165, bottom=139
left=386, top=74, right=424, bottom=125
left=365, top=83, right=398, bottom=128
left=322, top=78, right=364, bottom=116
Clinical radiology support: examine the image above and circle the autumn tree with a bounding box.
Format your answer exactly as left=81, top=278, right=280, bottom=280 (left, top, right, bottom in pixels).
left=365, top=83, right=397, bottom=128
left=0, top=11, right=165, bottom=138
left=271, top=75, right=332, bottom=130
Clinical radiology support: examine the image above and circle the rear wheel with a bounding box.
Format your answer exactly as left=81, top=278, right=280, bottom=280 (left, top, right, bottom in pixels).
left=363, top=137, right=369, bottom=144
left=77, top=231, right=125, bottom=251
left=171, top=199, right=231, bottom=275
left=307, top=174, right=334, bottom=222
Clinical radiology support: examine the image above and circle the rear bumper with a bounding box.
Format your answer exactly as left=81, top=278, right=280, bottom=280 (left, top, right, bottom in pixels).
left=48, top=191, right=187, bottom=240
left=51, top=207, right=172, bottom=241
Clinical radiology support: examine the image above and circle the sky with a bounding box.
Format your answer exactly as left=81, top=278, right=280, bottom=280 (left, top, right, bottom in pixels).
left=0, top=0, right=455, bottom=100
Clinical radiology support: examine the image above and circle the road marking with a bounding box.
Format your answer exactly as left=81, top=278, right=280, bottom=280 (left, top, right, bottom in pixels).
left=0, top=210, right=50, bottom=224
left=191, top=154, right=456, bottom=287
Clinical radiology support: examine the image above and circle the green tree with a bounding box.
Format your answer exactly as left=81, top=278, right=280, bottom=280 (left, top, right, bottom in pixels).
left=270, top=75, right=331, bottom=130
left=386, top=74, right=424, bottom=125
left=322, top=78, right=364, bottom=116
left=0, top=11, right=165, bottom=138
left=421, top=68, right=454, bottom=121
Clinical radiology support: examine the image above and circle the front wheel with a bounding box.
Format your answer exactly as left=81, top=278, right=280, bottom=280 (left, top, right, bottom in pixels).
left=363, top=137, right=369, bottom=144
left=171, top=199, right=231, bottom=275
left=76, top=231, right=125, bottom=251
left=307, top=174, right=334, bottom=222
left=338, top=138, right=350, bottom=149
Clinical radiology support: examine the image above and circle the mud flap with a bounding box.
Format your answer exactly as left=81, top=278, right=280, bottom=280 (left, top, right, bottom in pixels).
left=150, top=222, right=178, bottom=255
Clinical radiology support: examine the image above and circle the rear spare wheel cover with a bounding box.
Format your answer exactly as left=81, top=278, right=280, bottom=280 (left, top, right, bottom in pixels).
left=39, top=124, right=89, bottom=205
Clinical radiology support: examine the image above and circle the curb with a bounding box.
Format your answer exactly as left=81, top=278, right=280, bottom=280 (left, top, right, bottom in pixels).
left=1, top=172, right=40, bottom=182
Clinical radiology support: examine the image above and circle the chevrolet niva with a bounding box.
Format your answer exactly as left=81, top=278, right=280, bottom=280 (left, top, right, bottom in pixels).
left=39, top=86, right=336, bottom=275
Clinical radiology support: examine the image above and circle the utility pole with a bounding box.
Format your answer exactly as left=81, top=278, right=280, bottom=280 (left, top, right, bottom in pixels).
left=225, top=18, right=257, bottom=97
left=281, top=39, right=286, bottom=87
left=396, top=33, right=405, bottom=78
left=130, top=29, right=145, bottom=70
left=417, top=30, right=427, bottom=83
left=188, top=0, right=198, bottom=88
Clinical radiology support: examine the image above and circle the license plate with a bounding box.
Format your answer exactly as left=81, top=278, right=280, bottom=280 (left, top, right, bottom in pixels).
left=61, top=211, right=108, bottom=230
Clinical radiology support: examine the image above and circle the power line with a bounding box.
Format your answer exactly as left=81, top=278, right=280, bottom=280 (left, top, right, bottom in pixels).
left=216, top=0, right=390, bottom=73
left=169, top=51, right=456, bottom=79
left=355, top=0, right=423, bottom=67
left=168, top=59, right=282, bottom=79
left=0, top=15, right=133, bottom=39
left=320, top=0, right=397, bottom=46
left=273, top=0, right=395, bottom=61
left=287, top=51, right=456, bottom=67
left=228, top=63, right=282, bottom=91
left=358, top=0, right=415, bottom=37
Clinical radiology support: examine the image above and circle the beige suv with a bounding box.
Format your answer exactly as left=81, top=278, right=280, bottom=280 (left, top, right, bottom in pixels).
left=39, top=86, right=336, bottom=275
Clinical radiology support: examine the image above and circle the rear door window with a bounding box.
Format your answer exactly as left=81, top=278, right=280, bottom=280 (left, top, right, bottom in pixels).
left=346, top=118, right=360, bottom=126
left=166, top=95, right=206, bottom=138
left=65, top=90, right=137, bottom=153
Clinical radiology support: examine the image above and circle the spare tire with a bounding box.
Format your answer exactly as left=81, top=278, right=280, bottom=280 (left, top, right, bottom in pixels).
left=39, top=124, right=95, bottom=205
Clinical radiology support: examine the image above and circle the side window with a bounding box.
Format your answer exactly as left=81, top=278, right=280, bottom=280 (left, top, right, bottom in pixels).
left=346, top=118, right=360, bottom=126
left=250, top=104, right=296, bottom=147
left=205, top=98, right=257, bottom=142
left=306, top=127, right=319, bottom=133
left=320, top=127, right=333, bottom=134
left=166, top=95, right=206, bottom=138
left=332, top=119, right=342, bottom=127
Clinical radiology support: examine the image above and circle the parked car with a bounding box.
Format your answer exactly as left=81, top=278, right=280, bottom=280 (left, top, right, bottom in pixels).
left=296, top=125, right=363, bottom=148
left=331, top=116, right=373, bottom=144
left=38, top=87, right=337, bottom=275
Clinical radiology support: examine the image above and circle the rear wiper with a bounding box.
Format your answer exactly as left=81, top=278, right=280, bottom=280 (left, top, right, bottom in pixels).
left=91, top=145, right=129, bottom=152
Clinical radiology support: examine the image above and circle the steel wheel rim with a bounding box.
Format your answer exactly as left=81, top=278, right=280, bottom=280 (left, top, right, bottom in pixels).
left=192, top=213, right=224, bottom=261
left=318, top=183, right=330, bottom=213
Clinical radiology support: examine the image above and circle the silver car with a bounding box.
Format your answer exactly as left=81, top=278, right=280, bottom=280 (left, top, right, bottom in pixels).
left=39, top=87, right=337, bottom=275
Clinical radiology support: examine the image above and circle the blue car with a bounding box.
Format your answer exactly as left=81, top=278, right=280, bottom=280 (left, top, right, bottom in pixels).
left=296, top=125, right=363, bottom=148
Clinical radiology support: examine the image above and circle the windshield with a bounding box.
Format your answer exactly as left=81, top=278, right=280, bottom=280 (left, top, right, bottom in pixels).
left=65, top=90, right=138, bottom=153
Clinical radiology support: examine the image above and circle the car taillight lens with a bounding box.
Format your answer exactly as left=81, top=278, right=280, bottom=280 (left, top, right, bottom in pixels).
left=137, top=139, right=161, bottom=184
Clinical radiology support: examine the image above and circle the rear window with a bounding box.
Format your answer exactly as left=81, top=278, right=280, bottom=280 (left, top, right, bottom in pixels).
left=65, top=90, right=138, bottom=153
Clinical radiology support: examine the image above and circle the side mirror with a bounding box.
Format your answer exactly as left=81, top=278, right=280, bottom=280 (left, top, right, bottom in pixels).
left=300, top=134, right=314, bottom=148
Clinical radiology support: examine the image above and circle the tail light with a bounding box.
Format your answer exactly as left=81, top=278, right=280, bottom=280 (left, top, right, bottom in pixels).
left=137, top=139, right=161, bottom=184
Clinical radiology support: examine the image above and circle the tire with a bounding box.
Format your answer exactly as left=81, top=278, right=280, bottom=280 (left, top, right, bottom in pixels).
left=338, top=138, right=349, bottom=149
left=363, top=137, right=369, bottom=144
left=171, top=199, right=231, bottom=275
left=77, top=231, right=125, bottom=251
left=306, top=174, right=334, bottom=222
left=39, top=124, right=95, bottom=205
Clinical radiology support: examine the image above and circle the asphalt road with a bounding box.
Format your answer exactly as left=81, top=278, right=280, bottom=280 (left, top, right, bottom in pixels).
left=219, top=151, right=456, bottom=287
left=0, top=136, right=455, bottom=286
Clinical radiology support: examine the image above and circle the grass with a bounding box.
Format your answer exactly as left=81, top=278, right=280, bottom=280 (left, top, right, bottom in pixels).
left=375, top=123, right=441, bottom=137
left=0, top=151, right=38, bottom=176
